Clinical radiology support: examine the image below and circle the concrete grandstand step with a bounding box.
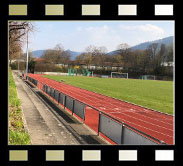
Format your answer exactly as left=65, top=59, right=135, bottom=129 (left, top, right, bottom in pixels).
left=13, top=71, right=108, bottom=145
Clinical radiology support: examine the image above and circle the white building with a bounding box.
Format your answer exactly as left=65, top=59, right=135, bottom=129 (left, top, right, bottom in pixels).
left=161, top=62, right=174, bottom=67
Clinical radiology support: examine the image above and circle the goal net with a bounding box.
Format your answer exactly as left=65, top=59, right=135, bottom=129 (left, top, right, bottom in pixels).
left=140, top=75, right=156, bottom=80
left=111, top=72, right=128, bottom=79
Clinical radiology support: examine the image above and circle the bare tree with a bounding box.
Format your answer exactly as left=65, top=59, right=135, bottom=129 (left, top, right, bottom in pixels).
left=84, top=45, right=96, bottom=67
left=9, top=21, right=34, bottom=42
left=166, top=43, right=173, bottom=62
left=75, top=52, right=92, bottom=68
left=20, top=51, right=34, bottom=61
left=75, top=53, right=85, bottom=63
left=117, top=43, right=130, bottom=50
left=85, top=45, right=96, bottom=53
left=157, top=44, right=166, bottom=66
left=9, top=21, right=35, bottom=63
left=41, top=49, right=55, bottom=63
left=75, top=45, right=108, bottom=68
left=61, top=51, right=71, bottom=66
left=41, top=44, right=71, bottom=65
left=98, top=46, right=108, bottom=54
left=53, top=44, right=64, bottom=64
left=116, top=43, right=131, bottom=70
left=115, top=54, right=123, bottom=65
left=147, top=43, right=159, bottom=60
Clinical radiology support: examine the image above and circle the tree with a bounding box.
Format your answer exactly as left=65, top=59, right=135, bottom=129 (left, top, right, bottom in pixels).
left=159, top=44, right=166, bottom=64
left=93, top=46, right=108, bottom=66
left=85, top=45, right=96, bottom=53
left=41, top=44, right=71, bottom=65
left=166, top=43, right=173, bottom=62
left=75, top=45, right=108, bottom=68
left=115, top=54, right=123, bottom=65
left=9, top=21, right=34, bottom=63
left=41, top=49, right=55, bottom=63
left=147, top=43, right=159, bottom=60
left=138, top=50, right=150, bottom=73
left=60, top=50, right=71, bottom=66
left=75, top=52, right=92, bottom=68
left=145, top=43, right=159, bottom=72
left=116, top=43, right=131, bottom=70
left=75, top=53, right=85, bottom=64
left=28, top=60, right=36, bottom=73
left=98, top=46, right=108, bottom=54
left=117, top=43, right=130, bottom=50
left=84, top=45, right=96, bottom=67
left=53, top=44, right=64, bottom=64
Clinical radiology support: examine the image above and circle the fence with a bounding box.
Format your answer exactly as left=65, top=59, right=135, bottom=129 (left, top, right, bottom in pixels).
left=25, top=75, right=165, bottom=145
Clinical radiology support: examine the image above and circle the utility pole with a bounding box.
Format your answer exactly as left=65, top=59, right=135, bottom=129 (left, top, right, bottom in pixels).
left=18, top=60, right=19, bottom=71
left=25, top=31, right=29, bottom=78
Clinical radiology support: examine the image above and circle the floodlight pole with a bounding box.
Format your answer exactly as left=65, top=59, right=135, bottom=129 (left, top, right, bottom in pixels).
left=25, top=31, right=29, bottom=78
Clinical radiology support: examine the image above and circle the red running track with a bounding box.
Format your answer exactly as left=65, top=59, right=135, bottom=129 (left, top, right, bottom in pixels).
left=28, top=74, right=174, bottom=144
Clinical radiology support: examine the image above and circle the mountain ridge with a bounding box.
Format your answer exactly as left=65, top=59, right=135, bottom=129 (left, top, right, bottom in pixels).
left=107, top=36, right=173, bottom=55
left=32, top=36, right=173, bottom=59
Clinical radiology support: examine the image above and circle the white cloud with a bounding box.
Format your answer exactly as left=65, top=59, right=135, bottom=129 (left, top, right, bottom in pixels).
left=79, top=25, right=121, bottom=51
left=86, top=25, right=109, bottom=34
left=120, top=24, right=164, bottom=35
left=118, top=24, right=166, bottom=46
left=72, top=24, right=166, bottom=51
left=76, top=26, right=83, bottom=31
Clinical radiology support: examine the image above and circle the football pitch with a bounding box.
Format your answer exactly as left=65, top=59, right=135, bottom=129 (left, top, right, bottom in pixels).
left=43, top=75, right=174, bottom=115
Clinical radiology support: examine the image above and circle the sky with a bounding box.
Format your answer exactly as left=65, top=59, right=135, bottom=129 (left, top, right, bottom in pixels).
left=24, top=21, right=174, bottom=53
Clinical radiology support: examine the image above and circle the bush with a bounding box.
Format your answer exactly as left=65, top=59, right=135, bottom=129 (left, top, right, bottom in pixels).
left=34, top=63, right=68, bottom=72
left=10, top=62, right=17, bottom=70
left=10, top=62, right=25, bottom=70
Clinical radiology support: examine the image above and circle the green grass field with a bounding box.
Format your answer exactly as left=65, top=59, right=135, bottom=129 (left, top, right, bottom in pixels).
left=43, top=75, right=174, bottom=115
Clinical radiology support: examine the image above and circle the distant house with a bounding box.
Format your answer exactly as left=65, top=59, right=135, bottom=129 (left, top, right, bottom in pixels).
left=9, top=58, right=25, bottom=63
left=35, top=58, right=45, bottom=63
left=55, top=64, right=69, bottom=67
left=72, top=61, right=123, bottom=71
left=161, top=62, right=174, bottom=67
left=88, top=65, right=96, bottom=70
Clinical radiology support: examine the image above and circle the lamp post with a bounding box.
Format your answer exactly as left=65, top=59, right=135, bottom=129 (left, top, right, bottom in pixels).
left=25, top=31, right=29, bottom=78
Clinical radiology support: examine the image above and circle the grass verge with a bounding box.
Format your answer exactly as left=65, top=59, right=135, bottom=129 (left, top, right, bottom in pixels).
left=9, top=68, right=30, bottom=145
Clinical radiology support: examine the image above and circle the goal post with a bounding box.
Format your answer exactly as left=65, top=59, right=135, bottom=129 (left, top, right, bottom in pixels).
left=111, top=72, right=128, bottom=79
left=140, top=75, right=156, bottom=80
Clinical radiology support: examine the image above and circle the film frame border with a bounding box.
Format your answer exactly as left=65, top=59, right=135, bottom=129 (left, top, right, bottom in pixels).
left=0, top=0, right=180, bottom=166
